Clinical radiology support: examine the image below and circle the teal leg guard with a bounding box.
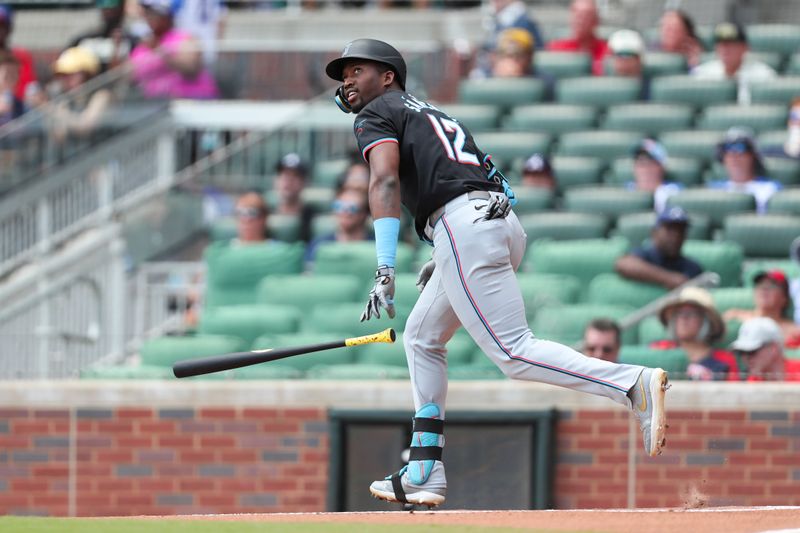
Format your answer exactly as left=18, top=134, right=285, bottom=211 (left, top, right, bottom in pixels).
left=407, top=403, right=444, bottom=485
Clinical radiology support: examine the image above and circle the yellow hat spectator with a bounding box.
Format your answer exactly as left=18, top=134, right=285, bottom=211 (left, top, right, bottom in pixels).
left=497, top=28, right=535, bottom=55
left=54, top=47, right=101, bottom=76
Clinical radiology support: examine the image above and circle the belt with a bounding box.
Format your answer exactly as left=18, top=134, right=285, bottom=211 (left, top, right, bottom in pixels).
left=427, top=190, right=494, bottom=231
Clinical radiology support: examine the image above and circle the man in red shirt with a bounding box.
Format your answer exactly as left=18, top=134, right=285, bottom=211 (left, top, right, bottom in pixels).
left=731, top=317, right=800, bottom=381
left=546, top=0, right=608, bottom=75
left=0, top=5, right=36, bottom=101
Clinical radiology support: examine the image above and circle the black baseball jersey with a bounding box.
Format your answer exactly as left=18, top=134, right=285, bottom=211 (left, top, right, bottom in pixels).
left=354, top=90, right=503, bottom=240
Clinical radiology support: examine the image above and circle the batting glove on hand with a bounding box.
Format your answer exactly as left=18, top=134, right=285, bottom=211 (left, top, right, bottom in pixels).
left=361, top=266, right=396, bottom=322
left=416, top=260, right=435, bottom=293
left=483, top=194, right=512, bottom=221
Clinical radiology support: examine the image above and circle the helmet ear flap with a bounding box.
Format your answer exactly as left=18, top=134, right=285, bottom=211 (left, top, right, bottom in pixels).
left=334, top=85, right=353, bottom=114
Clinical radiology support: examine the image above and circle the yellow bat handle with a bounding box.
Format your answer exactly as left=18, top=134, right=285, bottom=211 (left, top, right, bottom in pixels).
left=345, top=328, right=397, bottom=347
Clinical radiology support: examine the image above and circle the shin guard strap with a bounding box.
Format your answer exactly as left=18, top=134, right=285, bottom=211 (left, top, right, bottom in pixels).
left=413, top=417, right=444, bottom=434
left=390, top=471, right=408, bottom=503
left=409, top=446, right=442, bottom=461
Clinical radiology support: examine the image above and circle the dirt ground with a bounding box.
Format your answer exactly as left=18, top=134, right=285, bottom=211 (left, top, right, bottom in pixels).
left=162, top=508, right=800, bottom=533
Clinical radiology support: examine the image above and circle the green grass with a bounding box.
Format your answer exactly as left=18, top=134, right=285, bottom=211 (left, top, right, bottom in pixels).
left=0, top=517, right=555, bottom=533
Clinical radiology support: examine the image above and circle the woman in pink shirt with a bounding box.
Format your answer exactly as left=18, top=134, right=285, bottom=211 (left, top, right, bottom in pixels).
left=130, top=0, right=218, bottom=100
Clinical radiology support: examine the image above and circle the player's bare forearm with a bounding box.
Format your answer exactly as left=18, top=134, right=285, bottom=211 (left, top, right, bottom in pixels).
left=367, top=142, right=402, bottom=219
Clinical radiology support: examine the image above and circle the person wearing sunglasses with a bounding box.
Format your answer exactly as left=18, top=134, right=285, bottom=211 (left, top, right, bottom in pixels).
left=304, top=188, right=371, bottom=266
left=232, top=191, right=269, bottom=244
left=707, top=126, right=781, bottom=214
left=730, top=317, right=800, bottom=381
left=582, top=318, right=621, bottom=363
left=651, top=287, right=739, bottom=382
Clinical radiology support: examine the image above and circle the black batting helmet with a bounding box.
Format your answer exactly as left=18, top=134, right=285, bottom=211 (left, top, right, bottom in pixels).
left=325, top=39, right=407, bottom=90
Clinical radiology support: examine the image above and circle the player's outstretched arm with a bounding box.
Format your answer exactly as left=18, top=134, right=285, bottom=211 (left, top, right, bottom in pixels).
left=360, top=142, right=402, bottom=322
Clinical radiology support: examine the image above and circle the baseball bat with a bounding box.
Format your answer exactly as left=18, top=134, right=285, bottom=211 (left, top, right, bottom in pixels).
left=172, top=328, right=396, bottom=378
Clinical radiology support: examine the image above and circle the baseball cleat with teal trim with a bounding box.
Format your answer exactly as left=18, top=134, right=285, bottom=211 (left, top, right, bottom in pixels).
left=369, top=462, right=447, bottom=507
left=629, top=367, right=669, bottom=457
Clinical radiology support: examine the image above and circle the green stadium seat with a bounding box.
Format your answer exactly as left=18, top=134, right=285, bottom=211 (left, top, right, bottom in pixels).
left=642, top=52, right=688, bottom=77
left=666, top=189, right=755, bottom=227
left=556, top=131, right=642, bottom=162
left=445, top=334, right=481, bottom=367
left=525, top=237, right=630, bottom=291
left=659, top=130, right=725, bottom=160
left=789, top=54, right=800, bottom=76
left=722, top=214, right=800, bottom=258
left=518, top=212, right=609, bottom=242
left=551, top=156, right=605, bottom=190
left=355, top=331, right=407, bottom=367
left=758, top=129, right=788, bottom=151
left=306, top=364, right=410, bottom=380
left=587, top=273, right=667, bottom=308
left=474, top=132, right=551, bottom=166
left=313, top=158, right=349, bottom=187
left=448, top=364, right=505, bottom=380
left=696, top=51, right=783, bottom=71
left=439, top=104, right=501, bottom=132
left=267, top=214, right=302, bottom=242
left=601, top=103, right=694, bottom=135
left=767, top=189, right=800, bottom=215
left=504, top=104, right=597, bottom=134
left=697, top=104, right=787, bottom=134
left=556, top=76, right=642, bottom=107
left=742, top=260, right=800, bottom=285
left=199, top=304, right=301, bottom=346
left=257, top=274, right=362, bottom=313
left=763, top=157, right=800, bottom=187
left=532, top=304, right=635, bottom=345
left=606, top=157, right=704, bottom=187
left=509, top=187, right=555, bottom=214
left=746, top=24, right=800, bottom=55
left=534, top=51, right=592, bottom=79
left=563, top=187, right=653, bottom=219
left=651, top=76, right=737, bottom=106
left=619, top=345, right=688, bottom=377
left=209, top=217, right=237, bottom=242
left=637, top=316, right=668, bottom=345
left=307, top=302, right=410, bottom=337
left=516, top=272, right=582, bottom=320
left=301, top=187, right=336, bottom=213
left=458, top=78, right=546, bottom=108
left=250, top=331, right=357, bottom=370
left=613, top=211, right=711, bottom=247
left=750, top=77, right=800, bottom=104
left=232, top=365, right=304, bottom=379
left=204, top=241, right=304, bottom=309
left=139, top=334, right=246, bottom=367
left=310, top=214, right=337, bottom=239
left=710, top=287, right=753, bottom=315
left=313, top=241, right=414, bottom=279
left=682, top=240, right=744, bottom=287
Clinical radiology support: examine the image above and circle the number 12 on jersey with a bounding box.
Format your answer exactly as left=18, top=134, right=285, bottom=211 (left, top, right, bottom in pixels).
left=427, top=115, right=480, bottom=166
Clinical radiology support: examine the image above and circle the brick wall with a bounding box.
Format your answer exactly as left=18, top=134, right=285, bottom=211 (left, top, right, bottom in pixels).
left=1, top=382, right=799, bottom=516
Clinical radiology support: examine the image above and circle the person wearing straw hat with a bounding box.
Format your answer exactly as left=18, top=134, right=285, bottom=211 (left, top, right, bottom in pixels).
left=651, top=286, right=740, bottom=381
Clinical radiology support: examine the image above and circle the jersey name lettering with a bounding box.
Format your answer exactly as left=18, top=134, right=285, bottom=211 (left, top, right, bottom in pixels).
left=402, top=94, right=440, bottom=113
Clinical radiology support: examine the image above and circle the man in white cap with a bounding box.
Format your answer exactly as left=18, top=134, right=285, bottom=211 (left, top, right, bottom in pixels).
left=607, top=29, right=649, bottom=99
left=731, top=317, right=800, bottom=381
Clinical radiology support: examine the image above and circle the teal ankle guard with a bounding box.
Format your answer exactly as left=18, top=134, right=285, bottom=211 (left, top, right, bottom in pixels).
left=407, top=403, right=444, bottom=485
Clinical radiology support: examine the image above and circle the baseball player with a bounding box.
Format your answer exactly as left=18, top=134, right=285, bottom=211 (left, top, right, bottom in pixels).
left=325, top=39, right=669, bottom=508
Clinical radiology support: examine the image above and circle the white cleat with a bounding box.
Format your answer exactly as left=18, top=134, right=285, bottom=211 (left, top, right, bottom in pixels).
left=629, top=367, right=669, bottom=457
left=369, top=462, right=447, bottom=508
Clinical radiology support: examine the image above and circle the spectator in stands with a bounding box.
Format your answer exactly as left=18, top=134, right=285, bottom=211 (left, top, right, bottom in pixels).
left=653, top=9, right=702, bottom=69
left=336, top=158, right=370, bottom=196
left=273, top=153, right=315, bottom=243
left=582, top=318, right=621, bottom=363
left=607, top=29, right=650, bottom=99
left=652, top=286, right=739, bottom=381
left=627, top=139, right=681, bottom=214
left=783, top=97, right=800, bottom=158
left=0, top=51, right=24, bottom=126
left=520, top=153, right=556, bottom=190
left=175, top=0, right=226, bottom=67
left=129, top=0, right=219, bottom=100
left=233, top=191, right=269, bottom=244
left=0, top=4, right=37, bottom=102
left=691, top=22, right=776, bottom=105
left=615, top=206, right=703, bottom=290
left=708, top=127, right=781, bottom=214
left=304, top=187, right=371, bottom=265
left=724, top=270, right=800, bottom=348
left=490, top=0, right=544, bottom=50
left=67, top=0, right=138, bottom=72
left=546, top=0, right=608, bottom=76
left=48, top=47, right=113, bottom=143
left=491, top=28, right=535, bottom=78
left=731, top=317, right=800, bottom=381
